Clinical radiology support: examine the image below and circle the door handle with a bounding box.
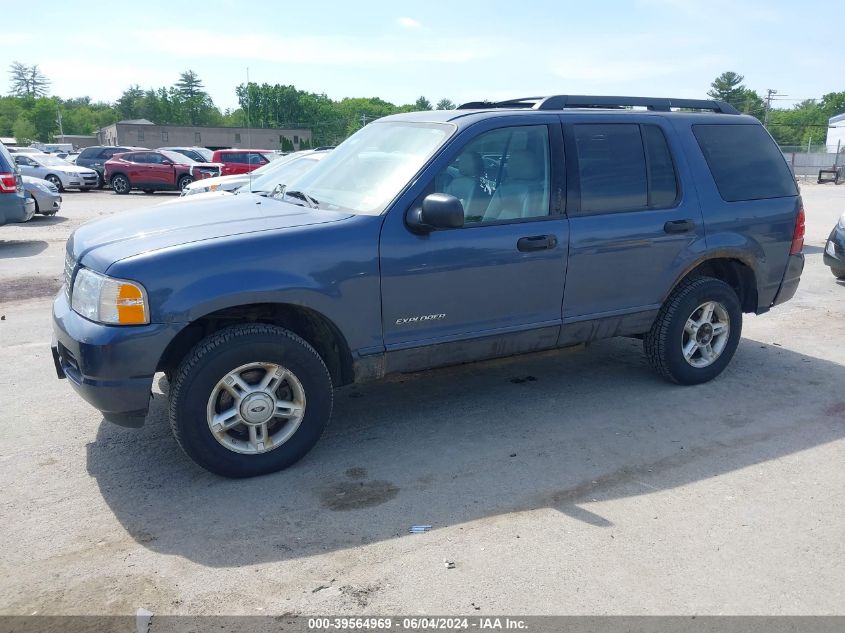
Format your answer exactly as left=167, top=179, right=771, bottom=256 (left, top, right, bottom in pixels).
left=517, top=235, right=557, bottom=252
left=664, top=219, right=695, bottom=234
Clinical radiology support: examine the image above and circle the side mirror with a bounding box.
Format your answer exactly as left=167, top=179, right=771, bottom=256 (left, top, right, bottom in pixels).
left=406, top=193, right=465, bottom=233
left=161, top=159, right=173, bottom=166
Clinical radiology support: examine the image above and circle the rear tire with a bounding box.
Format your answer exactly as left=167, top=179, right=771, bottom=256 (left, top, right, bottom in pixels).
left=644, top=277, right=742, bottom=385
left=169, top=324, right=333, bottom=478
left=111, top=174, right=130, bottom=195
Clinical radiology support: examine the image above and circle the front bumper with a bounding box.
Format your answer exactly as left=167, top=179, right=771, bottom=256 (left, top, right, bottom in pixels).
left=51, top=290, right=182, bottom=427
left=823, top=226, right=845, bottom=270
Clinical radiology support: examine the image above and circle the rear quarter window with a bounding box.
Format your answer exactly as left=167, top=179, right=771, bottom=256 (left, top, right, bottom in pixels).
left=693, top=124, right=797, bottom=202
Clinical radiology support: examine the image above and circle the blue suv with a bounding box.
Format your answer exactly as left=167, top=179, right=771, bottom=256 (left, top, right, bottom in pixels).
left=52, top=95, right=805, bottom=477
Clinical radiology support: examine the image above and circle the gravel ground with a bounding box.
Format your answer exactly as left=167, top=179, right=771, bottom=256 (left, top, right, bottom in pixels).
left=0, top=185, right=844, bottom=616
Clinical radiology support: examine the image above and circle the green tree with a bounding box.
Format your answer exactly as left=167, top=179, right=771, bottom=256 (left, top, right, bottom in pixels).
left=414, top=96, right=433, bottom=110
left=707, top=71, right=763, bottom=118
left=8, top=62, right=50, bottom=98
left=29, top=98, right=60, bottom=141
left=436, top=98, right=455, bottom=110
left=175, top=70, right=213, bottom=125
left=13, top=115, right=36, bottom=143
left=116, top=85, right=145, bottom=120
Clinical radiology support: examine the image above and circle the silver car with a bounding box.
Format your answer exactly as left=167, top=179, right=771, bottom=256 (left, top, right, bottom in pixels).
left=22, top=176, right=62, bottom=216
left=13, top=153, right=99, bottom=191
left=181, top=150, right=331, bottom=197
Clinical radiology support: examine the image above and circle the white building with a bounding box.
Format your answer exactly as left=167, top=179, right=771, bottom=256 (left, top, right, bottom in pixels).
left=827, top=113, right=845, bottom=153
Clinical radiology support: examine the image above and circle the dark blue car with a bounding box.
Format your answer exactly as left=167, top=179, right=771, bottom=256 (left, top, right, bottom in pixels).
left=52, top=95, right=805, bottom=477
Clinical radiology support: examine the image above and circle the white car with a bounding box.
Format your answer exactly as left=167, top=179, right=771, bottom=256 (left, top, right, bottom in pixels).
left=181, top=150, right=330, bottom=197
left=13, top=153, right=99, bottom=191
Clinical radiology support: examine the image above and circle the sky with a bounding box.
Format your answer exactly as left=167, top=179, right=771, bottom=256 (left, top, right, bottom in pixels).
left=3, top=0, right=838, bottom=111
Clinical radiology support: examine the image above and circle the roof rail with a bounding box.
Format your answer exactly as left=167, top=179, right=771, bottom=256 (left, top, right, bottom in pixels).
left=457, top=95, right=740, bottom=115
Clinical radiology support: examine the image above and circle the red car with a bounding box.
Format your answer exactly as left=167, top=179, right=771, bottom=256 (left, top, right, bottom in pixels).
left=104, top=150, right=222, bottom=195
left=211, top=149, right=275, bottom=176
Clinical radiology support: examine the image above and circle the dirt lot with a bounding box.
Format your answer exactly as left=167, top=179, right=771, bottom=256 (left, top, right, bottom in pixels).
left=1, top=185, right=844, bottom=616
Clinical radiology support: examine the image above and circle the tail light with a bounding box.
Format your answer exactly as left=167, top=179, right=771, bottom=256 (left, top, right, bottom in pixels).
left=0, top=172, right=18, bottom=193
left=790, top=204, right=805, bottom=255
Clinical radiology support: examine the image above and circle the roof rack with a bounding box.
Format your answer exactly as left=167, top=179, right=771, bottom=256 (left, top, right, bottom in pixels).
left=457, top=95, right=740, bottom=115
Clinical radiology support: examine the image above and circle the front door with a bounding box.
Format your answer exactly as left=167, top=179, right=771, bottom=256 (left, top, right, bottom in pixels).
left=379, top=121, right=569, bottom=371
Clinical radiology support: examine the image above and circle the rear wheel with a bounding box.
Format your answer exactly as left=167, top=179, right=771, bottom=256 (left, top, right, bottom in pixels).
left=644, top=277, right=742, bottom=385
left=45, top=174, right=63, bottom=192
left=169, top=324, right=333, bottom=478
left=177, top=175, right=194, bottom=191
left=111, top=174, right=130, bottom=195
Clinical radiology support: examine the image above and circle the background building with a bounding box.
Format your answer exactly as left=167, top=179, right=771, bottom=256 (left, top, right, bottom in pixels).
left=826, top=114, right=845, bottom=154
left=96, top=120, right=312, bottom=151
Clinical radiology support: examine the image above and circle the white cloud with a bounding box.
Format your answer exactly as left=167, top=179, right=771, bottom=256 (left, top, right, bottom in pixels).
left=397, top=17, right=422, bottom=29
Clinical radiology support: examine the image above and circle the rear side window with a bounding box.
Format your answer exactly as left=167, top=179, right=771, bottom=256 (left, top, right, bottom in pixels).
left=78, top=148, right=97, bottom=159
left=574, top=123, right=678, bottom=214
left=693, top=124, right=797, bottom=202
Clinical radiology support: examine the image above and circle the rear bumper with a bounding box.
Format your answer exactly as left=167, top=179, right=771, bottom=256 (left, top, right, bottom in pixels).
left=51, top=291, right=182, bottom=427
left=771, top=253, right=804, bottom=307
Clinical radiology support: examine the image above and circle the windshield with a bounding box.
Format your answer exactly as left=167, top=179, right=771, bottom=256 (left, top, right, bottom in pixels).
left=34, top=154, right=72, bottom=166
left=161, top=150, right=198, bottom=164
left=277, top=121, right=453, bottom=214
left=194, top=147, right=213, bottom=162
left=245, top=153, right=327, bottom=193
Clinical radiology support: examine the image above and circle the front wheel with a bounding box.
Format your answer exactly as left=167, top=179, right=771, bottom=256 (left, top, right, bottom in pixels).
left=644, top=277, right=742, bottom=385
left=177, top=175, right=194, bottom=191
left=111, top=174, right=130, bottom=195
left=831, top=265, right=845, bottom=280
left=169, top=324, right=333, bottom=478
left=45, top=174, right=63, bottom=192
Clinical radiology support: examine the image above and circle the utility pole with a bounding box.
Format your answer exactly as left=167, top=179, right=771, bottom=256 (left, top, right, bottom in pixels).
left=360, top=114, right=371, bottom=127
left=763, top=89, right=777, bottom=129
left=56, top=108, right=64, bottom=141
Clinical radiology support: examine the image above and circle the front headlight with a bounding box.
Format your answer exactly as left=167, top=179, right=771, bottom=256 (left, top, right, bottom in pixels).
left=71, top=268, right=149, bottom=325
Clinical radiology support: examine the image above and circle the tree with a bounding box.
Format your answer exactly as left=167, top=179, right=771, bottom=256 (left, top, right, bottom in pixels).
left=436, top=98, right=455, bottom=110
left=414, top=96, right=433, bottom=111
left=175, top=70, right=211, bottom=125
left=8, top=61, right=50, bottom=98
left=707, top=71, right=763, bottom=118
left=12, top=115, right=36, bottom=143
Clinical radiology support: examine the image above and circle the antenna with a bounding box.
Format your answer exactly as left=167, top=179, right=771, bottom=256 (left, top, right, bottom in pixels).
left=246, top=66, right=253, bottom=193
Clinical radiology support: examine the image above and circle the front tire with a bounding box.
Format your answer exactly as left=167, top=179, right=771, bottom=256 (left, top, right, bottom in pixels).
left=177, top=175, right=194, bottom=191
left=644, top=277, right=742, bottom=385
left=831, top=265, right=845, bottom=280
left=111, top=174, right=130, bottom=195
left=45, top=174, right=63, bottom=192
left=169, top=324, right=333, bottom=478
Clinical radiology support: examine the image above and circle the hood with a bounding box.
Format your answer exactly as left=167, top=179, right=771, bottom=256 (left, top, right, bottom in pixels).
left=57, top=164, right=96, bottom=175
left=69, top=193, right=353, bottom=272
left=185, top=173, right=248, bottom=190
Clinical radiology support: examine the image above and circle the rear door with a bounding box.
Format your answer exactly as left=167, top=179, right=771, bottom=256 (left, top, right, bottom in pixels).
left=561, top=116, right=704, bottom=332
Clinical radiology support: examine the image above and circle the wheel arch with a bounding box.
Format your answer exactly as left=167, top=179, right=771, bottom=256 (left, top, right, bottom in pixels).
left=665, top=254, right=759, bottom=313
left=158, top=302, right=355, bottom=387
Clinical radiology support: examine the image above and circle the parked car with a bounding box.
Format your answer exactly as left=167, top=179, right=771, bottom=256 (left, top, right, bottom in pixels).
left=22, top=176, right=62, bottom=216
left=7, top=147, right=43, bottom=154
left=104, top=149, right=222, bottom=194
left=76, top=145, right=146, bottom=188
left=159, top=146, right=214, bottom=163
left=53, top=94, right=804, bottom=477
left=0, top=142, right=35, bottom=225
left=211, top=149, right=275, bottom=176
left=13, top=153, right=98, bottom=192
left=823, top=212, right=845, bottom=279
left=181, top=150, right=330, bottom=197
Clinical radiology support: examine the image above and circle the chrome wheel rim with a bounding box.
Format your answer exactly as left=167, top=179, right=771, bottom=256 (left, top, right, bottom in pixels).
left=180, top=177, right=193, bottom=190
left=682, top=301, right=730, bottom=368
left=113, top=177, right=127, bottom=192
left=47, top=175, right=61, bottom=188
left=206, top=362, right=306, bottom=455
